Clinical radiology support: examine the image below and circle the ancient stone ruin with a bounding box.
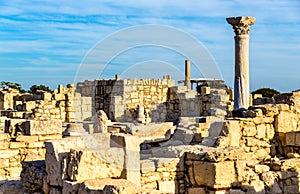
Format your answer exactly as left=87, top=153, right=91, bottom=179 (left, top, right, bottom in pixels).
left=0, top=16, right=299, bottom=194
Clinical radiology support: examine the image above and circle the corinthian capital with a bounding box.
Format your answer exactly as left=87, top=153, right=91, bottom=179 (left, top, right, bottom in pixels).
left=226, top=16, right=255, bottom=35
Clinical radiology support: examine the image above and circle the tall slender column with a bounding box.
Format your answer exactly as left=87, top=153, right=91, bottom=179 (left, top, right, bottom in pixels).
left=185, top=60, right=191, bottom=90
left=226, top=16, right=255, bottom=109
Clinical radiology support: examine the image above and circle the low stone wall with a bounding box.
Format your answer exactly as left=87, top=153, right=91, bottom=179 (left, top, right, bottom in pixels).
left=76, top=77, right=175, bottom=122
left=0, top=119, right=62, bottom=181
left=0, top=84, right=93, bottom=123
left=140, top=157, right=185, bottom=193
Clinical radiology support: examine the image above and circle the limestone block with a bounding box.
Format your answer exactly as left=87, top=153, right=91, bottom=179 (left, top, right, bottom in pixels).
left=0, top=140, right=9, bottom=150
left=38, top=134, right=62, bottom=141
left=223, top=120, right=241, bottom=146
left=23, top=101, right=36, bottom=111
left=110, top=134, right=140, bottom=185
left=278, top=132, right=296, bottom=146
left=9, top=141, right=26, bottom=149
left=249, top=180, right=265, bottom=194
left=80, top=133, right=111, bottom=149
left=9, top=167, right=22, bottom=178
left=253, top=148, right=269, bottom=160
left=0, top=158, right=9, bottom=168
left=295, top=132, right=300, bottom=146
left=286, top=132, right=296, bottom=146
left=0, top=133, right=9, bottom=141
left=140, top=159, right=156, bottom=174
left=256, top=124, right=266, bottom=139
left=93, top=110, right=109, bottom=133
left=158, top=181, right=176, bottom=193
left=265, top=124, right=275, bottom=140
left=188, top=187, right=206, bottom=194
left=24, top=149, right=45, bottom=161
left=25, top=120, right=63, bottom=135
left=280, top=158, right=300, bottom=171
left=261, top=172, right=282, bottom=194
left=245, top=137, right=270, bottom=148
left=67, top=148, right=125, bottom=182
left=254, top=164, right=270, bottom=173
left=45, top=137, right=86, bottom=187
left=154, top=157, right=183, bottom=172
left=0, top=150, right=19, bottom=159
left=242, top=125, right=256, bottom=137
left=205, top=147, right=246, bottom=162
left=193, top=161, right=236, bottom=188
left=16, top=135, right=39, bottom=142
left=26, top=141, right=45, bottom=148
left=275, top=111, right=298, bottom=132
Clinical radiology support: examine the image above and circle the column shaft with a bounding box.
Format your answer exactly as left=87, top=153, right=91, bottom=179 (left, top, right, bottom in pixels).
left=234, top=35, right=250, bottom=109
left=185, top=60, right=191, bottom=90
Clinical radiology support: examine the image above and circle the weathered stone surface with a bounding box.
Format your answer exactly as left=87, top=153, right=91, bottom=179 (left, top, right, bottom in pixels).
left=222, top=120, right=241, bottom=146
left=280, top=158, right=300, bottom=171
left=154, top=157, right=183, bottom=172
left=140, top=159, right=156, bottom=174
left=249, top=180, right=265, bottom=194
left=187, top=187, right=206, bottom=194
left=111, top=134, right=141, bottom=185
left=205, top=147, right=246, bottom=162
left=67, top=148, right=125, bottom=182
left=242, top=125, right=256, bottom=137
left=261, top=171, right=282, bottom=194
left=78, top=178, right=160, bottom=194
left=274, top=111, right=298, bottom=133
left=45, top=137, right=86, bottom=187
left=80, top=133, right=111, bottom=149
left=193, top=161, right=236, bottom=188
left=131, top=122, right=176, bottom=144
left=254, top=164, right=270, bottom=174
left=94, top=110, right=109, bottom=133
left=25, top=120, right=63, bottom=135
left=15, top=135, right=39, bottom=142
left=158, top=180, right=176, bottom=193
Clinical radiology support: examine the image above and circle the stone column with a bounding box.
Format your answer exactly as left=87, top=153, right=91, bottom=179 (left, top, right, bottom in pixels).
left=227, top=16, right=255, bottom=110
left=185, top=60, right=191, bottom=90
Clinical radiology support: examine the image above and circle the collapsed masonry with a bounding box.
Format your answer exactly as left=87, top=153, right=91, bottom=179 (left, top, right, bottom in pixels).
left=1, top=78, right=300, bottom=193
left=0, top=15, right=299, bottom=194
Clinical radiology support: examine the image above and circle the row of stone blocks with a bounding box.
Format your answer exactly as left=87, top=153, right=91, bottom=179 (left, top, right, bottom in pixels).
left=0, top=119, right=63, bottom=181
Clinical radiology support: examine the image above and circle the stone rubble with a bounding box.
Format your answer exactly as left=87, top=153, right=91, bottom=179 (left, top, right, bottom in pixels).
left=0, top=18, right=300, bottom=192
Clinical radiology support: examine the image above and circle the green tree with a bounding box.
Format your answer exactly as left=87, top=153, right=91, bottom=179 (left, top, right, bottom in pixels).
left=252, top=88, right=279, bottom=98
left=0, top=81, right=26, bottom=93
left=28, top=84, right=53, bottom=94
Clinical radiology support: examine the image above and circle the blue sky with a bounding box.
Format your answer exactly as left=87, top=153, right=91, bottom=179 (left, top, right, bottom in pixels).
left=0, top=0, right=299, bottom=92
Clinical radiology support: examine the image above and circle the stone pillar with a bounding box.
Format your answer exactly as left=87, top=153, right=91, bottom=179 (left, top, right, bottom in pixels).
left=226, top=16, right=255, bottom=109
left=136, top=104, right=145, bottom=124
left=185, top=60, right=191, bottom=90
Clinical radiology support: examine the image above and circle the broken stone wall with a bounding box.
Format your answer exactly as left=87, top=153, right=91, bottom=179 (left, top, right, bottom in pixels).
left=0, top=84, right=93, bottom=123
left=0, top=89, right=20, bottom=110
left=76, top=77, right=175, bottom=122
left=184, top=94, right=300, bottom=194
left=0, top=119, right=62, bottom=181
